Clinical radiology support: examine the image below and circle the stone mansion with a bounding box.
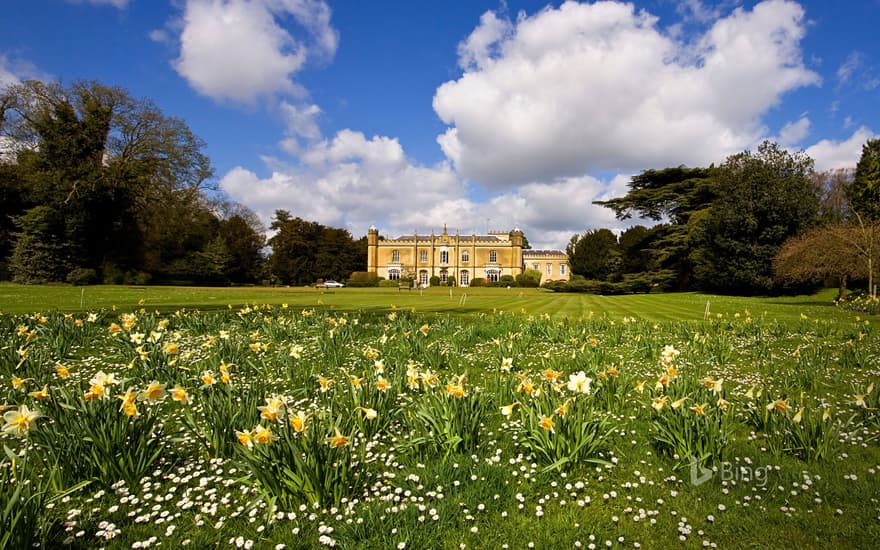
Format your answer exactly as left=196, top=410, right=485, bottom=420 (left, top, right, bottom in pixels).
left=366, top=225, right=570, bottom=287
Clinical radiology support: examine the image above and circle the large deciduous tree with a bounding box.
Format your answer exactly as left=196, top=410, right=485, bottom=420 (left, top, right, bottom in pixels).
left=689, top=141, right=819, bottom=294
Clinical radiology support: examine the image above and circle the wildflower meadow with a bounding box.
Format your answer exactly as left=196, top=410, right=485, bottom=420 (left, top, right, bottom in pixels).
left=2, top=293, right=879, bottom=549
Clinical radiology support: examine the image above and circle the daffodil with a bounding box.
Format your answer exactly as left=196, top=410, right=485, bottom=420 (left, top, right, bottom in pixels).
left=253, top=425, right=274, bottom=445
left=419, top=324, right=430, bottom=336
left=258, top=396, right=285, bottom=421
left=289, top=345, right=304, bottom=359
left=2, top=404, right=40, bottom=436
left=566, top=371, right=592, bottom=394
left=140, top=381, right=166, bottom=402
left=792, top=408, right=803, bottom=424
left=691, top=402, right=708, bottom=416
left=289, top=411, right=309, bottom=432
left=652, top=395, right=669, bottom=412
left=767, top=398, right=789, bottom=414
left=635, top=381, right=646, bottom=394
left=326, top=427, right=349, bottom=448
left=29, top=385, right=50, bottom=401
left=539, top=415, right=554, bottom=432
left=500, top=403, right=518, bottom=417
left=170, top=385, right=190, bottom=404
left=201, top=371, right=216, bottom=385
left=55, top=364, right=70, bottom=378
left=11, top=376, right=32, bottom=390
left=359, top=407, right=378, bottom=420
left=236, top=429, right=253, bottom=449
left=376, top=377, right=390, bottom=392
left=500, top=357, right=513, bottom=372
left=671, top=396, right=688, bottom=410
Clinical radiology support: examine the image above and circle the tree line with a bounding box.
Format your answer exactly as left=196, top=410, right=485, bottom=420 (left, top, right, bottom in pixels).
left=563, top=140, right=880, bottom=296
left=0, top=80, right=364, bottom=285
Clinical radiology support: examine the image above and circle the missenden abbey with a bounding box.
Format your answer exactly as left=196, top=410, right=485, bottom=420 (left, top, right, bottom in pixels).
left=366, top=225, right=570, bottom=287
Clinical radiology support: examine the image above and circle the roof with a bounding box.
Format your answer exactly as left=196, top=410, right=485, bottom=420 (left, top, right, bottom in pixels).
left=522, top=249, right=568, bottom=258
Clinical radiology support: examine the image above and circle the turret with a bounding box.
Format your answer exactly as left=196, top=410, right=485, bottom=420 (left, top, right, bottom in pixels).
left=367, top=226, right=379, bottom=274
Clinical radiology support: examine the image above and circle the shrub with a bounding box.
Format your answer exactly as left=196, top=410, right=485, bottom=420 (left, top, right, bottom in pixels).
left=499, top=274, right=517, bottom=287
left=378, top=279, right=400, bottom=287
left=516, top=269, right=542, bottom=288
left=469, top=277, right=486, bottom=287
left=429, top=275, right=441, bottom=286
left=346, top=271, right=379, bottom=287
left=66, top=267, right=98, bottom=285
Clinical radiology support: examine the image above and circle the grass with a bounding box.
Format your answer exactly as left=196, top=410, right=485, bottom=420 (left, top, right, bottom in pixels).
left=0, top=283, right=869, bottom=325
left=0, top=285, right=878, bottom=549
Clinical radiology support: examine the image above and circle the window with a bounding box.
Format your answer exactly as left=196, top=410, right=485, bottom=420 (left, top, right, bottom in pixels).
left=392, top=249, right=400, bottom=263
left=461, top=251, right=469, bottom=263
left=419, top=270, right=428, bottom=286
left=440, top=250, right=449, bottom=264
left=388, top=269, right=400, bottom=280
left=532, top=263, right=539, bottom=270
left=489, top=250, right=497, bottom=263
left=420, top=250, right=427, bottom=263
left=440, top=270, right=448, bottom=282
left=487, top=270, right=499, bottom=282
left=460, top=270, right=469, bottom=286
left=560, top=264, right=566, bottom=276
left=546, top=263, right=552, bottom=275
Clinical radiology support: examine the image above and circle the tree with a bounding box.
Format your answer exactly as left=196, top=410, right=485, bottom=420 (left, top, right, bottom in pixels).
left=774, top=223, right=879, bottom=299
left=595, top=166, right=715, bottom=289
left=567, top=229, right=620, bottom=280
left=0, top=79, right=221, bottom=283
left=849, top=139, right=880, bottom=222
left=689, top=141, right=819, bottom=294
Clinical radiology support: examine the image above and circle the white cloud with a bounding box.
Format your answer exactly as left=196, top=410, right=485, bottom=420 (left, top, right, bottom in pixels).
left=457, top=11, right=513, bottom=71
left=278, top=101, right=322, bottom=153
left=777, top=116, right=810, bottom=146
left=0, top=52, right=47, bottom=89
left=173, top=0, right=338, bottom=103
left=220, top=129, right=463, bottom=235
left=837, top=51, right=863, bottom=85
left=433, top=0, right=819, bottom=189
left=805, top=127, right=877, bottom=172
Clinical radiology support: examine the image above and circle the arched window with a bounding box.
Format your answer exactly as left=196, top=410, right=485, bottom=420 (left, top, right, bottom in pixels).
left=461, top=251, right=469, bottom=263
left=489, top=250, right=497, bottom=263
left=392, top=249, right=400, bottom=263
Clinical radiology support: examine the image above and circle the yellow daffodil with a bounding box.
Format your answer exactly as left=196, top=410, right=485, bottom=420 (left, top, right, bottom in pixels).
left=140, top=381, right=166, bottom=402
left=359, top=407, right=378, bottom=420
left=55, top=364, right=70, bottom=378
left=792, top=408, right=803, bottom=424
left=326, top=427, right=349, bottom=448
left=767, top=398, right=789, bottom=414
left=253, top=425, right=273, bottom=445
left=419, top=324, right=430, bottom=336
left=236, top=429, right=254, bottom=448
left=289, top=411, right=309, bottom=432
left=376, top=377, right=390, bottom=392
left=500, top=357, right=513, bottom=372
left=671, top=396, right=688, bottom=410
left=29, top=385, right=50, bottom=401
left=170, top=386, right=190, bottom=404
left=201, top=371, right=216, bottom=385
left=635, top=381, right=646, bottom=394
left=539, top=415, right=555, bottom=432
left=691, top=402, right=708, bottom=416
left=258, top=396, right=285, bottom=422
left=652, top=395, right=669, bottom=412
left=2, top=404, right=41, bottom=436
left=11, top=376, right=31, bottom=390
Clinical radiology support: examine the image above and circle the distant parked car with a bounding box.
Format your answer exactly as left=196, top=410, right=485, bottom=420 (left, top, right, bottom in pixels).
left=321, top=280, right=345, bottom=288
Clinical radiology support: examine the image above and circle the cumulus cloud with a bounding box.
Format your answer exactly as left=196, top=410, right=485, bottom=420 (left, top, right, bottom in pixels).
left=777, top=116, right=810, bottom=146
left=805, top=127, right=877, bottom=172
left=433, top=0, right=819, bottom=188
left=173, top=0, right=338, bottom=103
left=220, top=129, right=463, bottom=235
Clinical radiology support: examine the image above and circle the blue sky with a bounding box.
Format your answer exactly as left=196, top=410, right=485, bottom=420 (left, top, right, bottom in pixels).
left=1, top=0, right=878, bottom=248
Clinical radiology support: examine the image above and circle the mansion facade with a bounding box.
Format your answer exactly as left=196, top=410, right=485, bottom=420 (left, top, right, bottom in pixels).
left=366, top=225, right=570, bottom=287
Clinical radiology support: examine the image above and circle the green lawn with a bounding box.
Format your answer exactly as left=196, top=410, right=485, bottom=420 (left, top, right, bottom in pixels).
left=0, top=283, right=866, bottom=325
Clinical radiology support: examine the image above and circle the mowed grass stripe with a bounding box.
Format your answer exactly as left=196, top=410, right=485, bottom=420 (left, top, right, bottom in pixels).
left=0, top=283, right=870, bottom=326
